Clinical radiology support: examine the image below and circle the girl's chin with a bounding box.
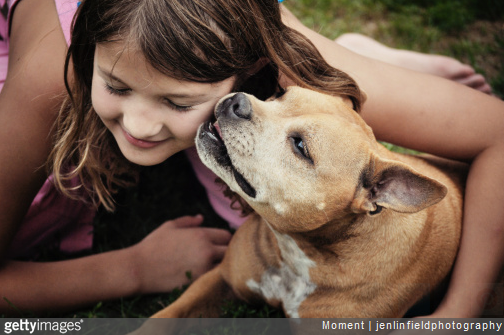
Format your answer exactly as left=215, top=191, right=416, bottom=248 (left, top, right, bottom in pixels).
left=115, top=135, right=192, bottom=166
left=120, top=149, right=173, bottom=166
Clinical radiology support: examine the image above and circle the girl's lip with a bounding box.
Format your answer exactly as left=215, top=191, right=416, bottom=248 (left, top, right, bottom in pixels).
left=122, top=129, right=167, bottom=148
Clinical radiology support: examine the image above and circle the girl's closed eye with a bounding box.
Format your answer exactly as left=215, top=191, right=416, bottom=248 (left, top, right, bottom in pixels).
left=104, top=81, right=194, bottom=112
left=164, top=99, right=195, bottom=112
left=104, top=83, right=130, bottom=96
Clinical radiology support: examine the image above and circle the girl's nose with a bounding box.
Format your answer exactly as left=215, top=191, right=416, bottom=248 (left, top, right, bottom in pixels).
left=122, top=104, right=164, bottom=140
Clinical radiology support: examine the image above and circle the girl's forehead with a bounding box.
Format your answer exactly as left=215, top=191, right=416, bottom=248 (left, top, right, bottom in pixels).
left=95, top=41, right=143, bottom=64
left=95, top=41, right=170, bottom=83
left=94, top=41, right=237, bottom=94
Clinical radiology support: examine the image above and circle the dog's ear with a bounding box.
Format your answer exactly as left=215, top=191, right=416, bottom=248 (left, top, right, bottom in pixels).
left=351, top=159, right=447, bottom=215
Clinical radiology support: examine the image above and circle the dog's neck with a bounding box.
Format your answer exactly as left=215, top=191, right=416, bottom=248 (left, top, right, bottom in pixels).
left=267, top=211, right=429, bottom=282
left=266, top=214, right=362, bottom=257
left=266, top=220, right=317, bottom=278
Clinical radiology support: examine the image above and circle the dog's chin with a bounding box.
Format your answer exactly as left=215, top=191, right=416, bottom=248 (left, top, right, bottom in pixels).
left=196, top=121, right=257, bottom=199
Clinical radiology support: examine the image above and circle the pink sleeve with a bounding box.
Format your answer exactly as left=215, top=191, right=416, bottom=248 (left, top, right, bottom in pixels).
left=54, top=0, right=80, bottom=45
left=7, top=175, right=94, bottom=260
left=185, top=147, right=248, bottom=229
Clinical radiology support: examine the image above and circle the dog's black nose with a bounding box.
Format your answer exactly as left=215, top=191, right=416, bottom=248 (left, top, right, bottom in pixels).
left=219, top=93, right=252, bottom=120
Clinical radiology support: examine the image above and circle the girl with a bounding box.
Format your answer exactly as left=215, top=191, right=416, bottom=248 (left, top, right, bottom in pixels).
left=0, top=0, right=502, bottom=319
left=0, top=0, right=233, bottom=314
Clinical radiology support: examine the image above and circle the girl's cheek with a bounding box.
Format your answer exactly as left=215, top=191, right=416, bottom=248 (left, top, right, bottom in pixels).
left=92, top=90, right=116, bottom=119
left=176, top=109, right=212, bottom=140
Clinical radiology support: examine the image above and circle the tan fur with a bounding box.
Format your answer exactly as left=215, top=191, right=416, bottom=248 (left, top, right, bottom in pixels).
left=151, top=87, right=480, bottom=319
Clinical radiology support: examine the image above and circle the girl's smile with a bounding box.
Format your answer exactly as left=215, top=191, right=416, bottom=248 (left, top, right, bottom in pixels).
left=91, top=42, right=236, bottom=166
left=121, top=128, right=168, bottom=149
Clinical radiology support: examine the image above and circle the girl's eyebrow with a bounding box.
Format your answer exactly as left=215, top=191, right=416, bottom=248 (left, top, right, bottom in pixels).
left=97, top=66, right=127, bottom=85
left=168, top=92, right=207, bottom=99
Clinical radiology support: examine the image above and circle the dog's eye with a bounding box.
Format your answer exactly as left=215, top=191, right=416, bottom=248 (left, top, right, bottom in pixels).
left=369, top=205, right=383, bottom=216
left=291, top=136, right=313, bottom=163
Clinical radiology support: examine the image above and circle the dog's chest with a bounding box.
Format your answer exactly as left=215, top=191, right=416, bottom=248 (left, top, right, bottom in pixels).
left=246, top=230, right=316, bottom=317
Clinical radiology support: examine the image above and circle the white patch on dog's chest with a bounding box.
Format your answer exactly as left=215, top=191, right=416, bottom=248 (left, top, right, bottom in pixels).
left=246, top=228, right=316, bottom=318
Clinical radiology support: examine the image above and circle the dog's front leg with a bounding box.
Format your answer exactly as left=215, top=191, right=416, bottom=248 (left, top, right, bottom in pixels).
left=153, top=265, right=235, bottom=318
left=129, top=267, right=236, bottom=335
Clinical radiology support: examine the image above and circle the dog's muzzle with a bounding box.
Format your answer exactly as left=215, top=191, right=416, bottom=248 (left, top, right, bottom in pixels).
left=197, top=93, right=257, bottom=198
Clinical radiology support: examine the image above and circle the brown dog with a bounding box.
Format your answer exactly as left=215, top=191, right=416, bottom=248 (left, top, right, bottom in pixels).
left=153, top=86, right=470, bottom=319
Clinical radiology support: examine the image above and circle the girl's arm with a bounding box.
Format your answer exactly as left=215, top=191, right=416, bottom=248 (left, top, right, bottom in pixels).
left=0, top=250, right=139, bottom=314
left=0, top=215, right=230, bottom=315
left=282, top=6, right=504, bottom=317
left=0, top=0, right=66, bottom=256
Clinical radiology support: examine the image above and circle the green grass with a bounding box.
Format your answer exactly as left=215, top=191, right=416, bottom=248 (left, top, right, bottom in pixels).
left=12, top=0, right=503, bottom=319
left=288, top=0, right=504, bottom=98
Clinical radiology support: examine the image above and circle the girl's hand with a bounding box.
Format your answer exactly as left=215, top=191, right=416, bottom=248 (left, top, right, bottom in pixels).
left=128, top=215, right=232, bottom=294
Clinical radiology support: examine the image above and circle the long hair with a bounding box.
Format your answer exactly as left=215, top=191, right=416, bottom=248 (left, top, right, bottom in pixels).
left=50, top=0, right=364, bottom=211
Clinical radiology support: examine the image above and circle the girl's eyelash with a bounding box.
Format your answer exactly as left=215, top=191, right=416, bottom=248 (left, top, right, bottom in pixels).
left=105, top=83, right=130, bottom=96
left=165, top=99, right=194, bottom=112
left=104, top=83, right=194, bottom=112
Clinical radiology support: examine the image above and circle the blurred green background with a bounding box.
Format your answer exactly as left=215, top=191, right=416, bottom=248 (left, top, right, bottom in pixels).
left=288, top=0, right=504, bottom=97
left=13, top=0, right=503, bottom=319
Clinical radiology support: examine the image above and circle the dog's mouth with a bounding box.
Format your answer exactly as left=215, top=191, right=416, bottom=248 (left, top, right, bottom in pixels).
left=198, top=121, right=257, bottom=199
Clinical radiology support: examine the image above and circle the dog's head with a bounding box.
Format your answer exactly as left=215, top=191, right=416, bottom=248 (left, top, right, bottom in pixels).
left=196, top=87, right=446, bottom=233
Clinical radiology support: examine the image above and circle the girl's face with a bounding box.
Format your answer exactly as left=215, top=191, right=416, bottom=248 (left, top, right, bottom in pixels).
left=91, top=42, right=236, bottom=166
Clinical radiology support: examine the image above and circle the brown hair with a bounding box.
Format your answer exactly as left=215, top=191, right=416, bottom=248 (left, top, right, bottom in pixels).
left=50, top=0, right=363, bottom=211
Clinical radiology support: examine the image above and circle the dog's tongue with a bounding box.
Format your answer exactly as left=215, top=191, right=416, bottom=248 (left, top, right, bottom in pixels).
left=214, top=121, right=223, bottom=139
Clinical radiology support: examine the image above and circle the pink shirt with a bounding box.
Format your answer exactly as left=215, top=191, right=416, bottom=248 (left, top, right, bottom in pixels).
left=185, top=148, right=248, bottom=229
left=0, top=0, right=15, bottom=91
